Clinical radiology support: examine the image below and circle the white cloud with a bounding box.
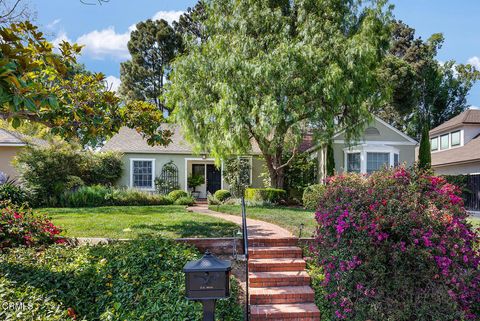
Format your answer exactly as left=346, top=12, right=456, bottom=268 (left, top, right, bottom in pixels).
left=46, top=19, right=61, bottom=30
left=52, top=31, right=71, bottom=49
left=152, top=10, right=183, bottom=25
left=467, top=56, right=480, bottom=70
left=76, top=26, right=132, bottom=60
left=105, top=75, right=121, bottom=91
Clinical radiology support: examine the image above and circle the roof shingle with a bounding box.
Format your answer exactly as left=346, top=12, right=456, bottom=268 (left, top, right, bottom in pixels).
left=430, top=109, right=480, bottom=135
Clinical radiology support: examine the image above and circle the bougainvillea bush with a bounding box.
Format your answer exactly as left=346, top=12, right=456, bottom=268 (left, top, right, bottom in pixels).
left=0, top=203, right=64, bottom=249
left=313, top=167, right=479, bottom=320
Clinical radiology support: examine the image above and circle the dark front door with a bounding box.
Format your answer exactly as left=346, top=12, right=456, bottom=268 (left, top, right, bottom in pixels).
left=206, top=164, right=221, bottom=195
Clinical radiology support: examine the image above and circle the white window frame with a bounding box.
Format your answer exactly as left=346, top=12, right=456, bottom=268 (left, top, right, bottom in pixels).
left=430, top=136, right=438, bottom=151
left=130, top=158, right=156, bottom=190
left=440, top=134, right=450, bottom=150
left=346, top=152, right=361, bottom=173
left=344, top=144, right=399, bottom=174
left=450, top=130, right=461, bottom=147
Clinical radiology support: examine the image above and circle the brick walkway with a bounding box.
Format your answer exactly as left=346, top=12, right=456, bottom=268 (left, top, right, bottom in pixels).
left=188, top=204, right=320, bottom=320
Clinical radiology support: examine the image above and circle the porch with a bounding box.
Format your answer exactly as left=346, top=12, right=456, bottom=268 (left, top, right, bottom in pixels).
left=184, top=158, right=223, bottom=199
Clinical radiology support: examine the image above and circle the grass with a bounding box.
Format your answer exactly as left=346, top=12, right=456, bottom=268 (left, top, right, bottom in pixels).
left=209, top=204, right=317, bottom=237
left=468, top=216, right=480, bottom=228
left=37, top=205, right=241, bottom=239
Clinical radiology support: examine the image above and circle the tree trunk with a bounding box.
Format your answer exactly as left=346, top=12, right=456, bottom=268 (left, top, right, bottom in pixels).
left=264, top=155, right=286, bottom=189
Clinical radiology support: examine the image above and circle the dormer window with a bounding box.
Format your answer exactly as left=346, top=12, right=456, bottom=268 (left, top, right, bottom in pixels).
left=451, top=131, right=461, bottom=147
left=431, top=137, right=438, bottom=151
left=440, top=134, right=449, bottom=150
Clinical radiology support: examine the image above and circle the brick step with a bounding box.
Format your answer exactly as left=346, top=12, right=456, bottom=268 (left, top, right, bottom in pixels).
left=248, top=237, right=298, bottom=247
left=249, top=271, right=310, bottom=287
left=250, top=286, right=315, bottom=305
left=250, top=303, right=321, bottom=321
left=249, top=258, right=306, bottom=272
left=249, top=246, right=303, bottom=259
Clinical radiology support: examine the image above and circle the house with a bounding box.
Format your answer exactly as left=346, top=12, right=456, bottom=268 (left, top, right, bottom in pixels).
left=430, top=109, right=480, bottom=175
left=101, top=124, right=267, bottom=198
left=102, top=118, right=417, bottom=196
left=309, top=116, right=418, bottom=180
left=0, top=129, right=48, bottom=180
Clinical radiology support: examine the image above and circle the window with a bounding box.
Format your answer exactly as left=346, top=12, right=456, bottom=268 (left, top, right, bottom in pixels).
left=451, top=131, right=461, bottom=147
left=440, top=134, right=449, bottom=150
left=347, top=153, right=361, bottom=173
left=132, top=160, right=154, bottom=189
left=192, top=164, right=205, bottom=179
left=364, top=127, right=380, bottom=136
left=394, top=153, right=399, bottom=167
left=431, top=137, right=438, bottom=151
left=366, top=152, right=389, bottom=173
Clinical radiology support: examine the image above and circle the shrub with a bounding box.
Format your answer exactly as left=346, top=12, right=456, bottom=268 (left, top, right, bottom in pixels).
left=208, top=193, right=222, bottom=205
left=0, top=178, right=27, bottom=205
left=0, top=204, right=64, bottom=249
left=174, top=196, right=195, bottom=206
left=60, top=187, right=174, bottom=208
left=14, top=143, right=122, bottom=206
left=0, top=238, right=243, bottom=320
left=245, top=188, right=286, bottom=204
left=214, top=189, right=231, bottom=202
left=312, top=167, right=479, bottom=320
left=302, top=184, right=325, bottom=210
left=168, top=189, right=188, bottom=201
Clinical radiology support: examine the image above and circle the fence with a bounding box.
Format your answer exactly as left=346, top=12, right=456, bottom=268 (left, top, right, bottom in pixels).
left=465, top=174, right=480, bottom=212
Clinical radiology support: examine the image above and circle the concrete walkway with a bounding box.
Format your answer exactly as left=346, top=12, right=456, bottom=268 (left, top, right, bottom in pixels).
left=187, top=204, right=293, bottom=238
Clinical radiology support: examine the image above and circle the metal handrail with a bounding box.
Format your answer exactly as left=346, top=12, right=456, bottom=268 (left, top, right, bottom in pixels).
left=241, top=195, right=249, bottom=321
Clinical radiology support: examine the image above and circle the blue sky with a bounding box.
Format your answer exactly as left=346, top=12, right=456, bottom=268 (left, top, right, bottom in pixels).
left=31, top=0, right=480, bottom=106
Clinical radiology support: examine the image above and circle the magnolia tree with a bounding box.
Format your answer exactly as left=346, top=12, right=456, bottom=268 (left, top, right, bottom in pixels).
left=166, top=0, right=392, bottom=189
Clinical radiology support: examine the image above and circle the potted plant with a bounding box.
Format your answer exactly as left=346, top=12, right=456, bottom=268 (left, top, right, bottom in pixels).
left=188, top=174, right=204, bottom=199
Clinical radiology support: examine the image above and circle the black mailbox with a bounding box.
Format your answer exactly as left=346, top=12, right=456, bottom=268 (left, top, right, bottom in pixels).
left=183, top=250, right=231, bottom=300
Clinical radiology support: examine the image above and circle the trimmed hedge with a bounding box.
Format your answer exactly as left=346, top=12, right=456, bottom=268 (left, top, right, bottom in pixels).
left=174, top=196, right=195, bottom=206
left=245, top=188, right=286, bottom=204
left=0, top=238, right=243, bottom=320
left=302, top=184, right=326, bottom=210
left=214, top=189, right=232, bottom=202
left=168, top=189, right=189, bottom=201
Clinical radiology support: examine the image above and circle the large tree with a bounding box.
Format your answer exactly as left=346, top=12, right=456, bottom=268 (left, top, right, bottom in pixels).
left=166, top=0, right=392, bottom=188
left=173, top=0, right=207, bottom=46
left=119, top=19, right=180, bottom=115
left=0, top=21, right=169, bottom=147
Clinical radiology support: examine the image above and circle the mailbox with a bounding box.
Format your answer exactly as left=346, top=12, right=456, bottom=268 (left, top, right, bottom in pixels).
left=183, top=250, right=232, bottom=300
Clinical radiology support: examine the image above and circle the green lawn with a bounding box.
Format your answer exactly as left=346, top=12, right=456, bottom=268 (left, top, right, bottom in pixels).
left=37, top=205, right=240, bottom=239
left=209, top=204, right=317, bottom=237
left=469, top=216, right=480, bottom=228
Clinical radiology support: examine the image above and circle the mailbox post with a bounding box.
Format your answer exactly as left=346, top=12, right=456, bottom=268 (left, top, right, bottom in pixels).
left=183, top=250, right=232, bottom=321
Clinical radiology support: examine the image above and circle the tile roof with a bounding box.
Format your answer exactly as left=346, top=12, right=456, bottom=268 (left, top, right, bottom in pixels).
left=431, top=133, right=480, bottom=166
left=0, top=128, right=48, bottom=147
left=430, top=109, right=480, bottom=135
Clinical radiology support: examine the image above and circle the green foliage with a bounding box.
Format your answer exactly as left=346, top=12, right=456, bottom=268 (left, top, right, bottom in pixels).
left=174, top=196, right=195, bottom=206
left=214, top=190, right=231, bottom=202
left=167, top=189, right=188, bottom=202
left=245, top=188, right=286, bottom=204
left=59, top=186, right=174, bottom=208
left=302, top=184, right=326, bottom=210
left=418, top=124, right=432, bottom=170
left=284, top=152, right=317, bottom=201
left=0, top=21, right=171, bottom=147
left=187, top=174, right=204, bottom=192
left=167, top=0, right=392, bottom=188
left=0, top=238, right=243, bottom=320
left=0, top=204, right=63, bottom=249
left=119, top=19, right=181, bottom=114
left=0, top=178, right=26, bottom=205
left=14, top=144, right=122, bottom=206
left=222, top=157, right=252, bottom=197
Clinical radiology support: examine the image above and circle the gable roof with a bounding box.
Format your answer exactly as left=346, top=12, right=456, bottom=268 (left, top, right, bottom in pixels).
left=432, top=133, right=480, bottom=167
left=430, top=109, right=480, bottom=136
left=0, top=129, right=48, bottom=147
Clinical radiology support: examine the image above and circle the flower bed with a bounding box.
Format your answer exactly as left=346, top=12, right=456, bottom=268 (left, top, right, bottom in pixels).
left=312, top=168, right=479, bottom=320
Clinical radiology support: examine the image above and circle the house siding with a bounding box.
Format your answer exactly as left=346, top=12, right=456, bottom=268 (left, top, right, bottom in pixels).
left=433, top=162, right=480, bottom=176
left=0, top=146, right=22, bottom=178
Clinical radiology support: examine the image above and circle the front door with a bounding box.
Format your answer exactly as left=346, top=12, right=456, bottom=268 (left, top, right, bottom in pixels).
left=206, top=164, right=221, bottom=195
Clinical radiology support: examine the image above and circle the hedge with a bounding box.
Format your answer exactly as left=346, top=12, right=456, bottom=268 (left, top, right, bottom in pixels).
left=302, top=184, right=325, bottom=210
left=214, top=190, right=232, bottom=202
left=245, top=188, right=286, bottom=204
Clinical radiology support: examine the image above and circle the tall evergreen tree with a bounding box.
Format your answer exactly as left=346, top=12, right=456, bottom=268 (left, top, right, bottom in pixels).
left=119, top=19, right=180, bottom=115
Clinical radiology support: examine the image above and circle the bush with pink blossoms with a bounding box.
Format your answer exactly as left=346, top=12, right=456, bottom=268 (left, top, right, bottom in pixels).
left=0, top=202, right=64, bottom=249
left=312, top=167, right=479, bottom=321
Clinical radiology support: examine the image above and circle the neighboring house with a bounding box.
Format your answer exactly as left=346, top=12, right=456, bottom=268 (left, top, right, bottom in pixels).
left=430, top=109, right=480, bottom=175
left=101, top=124, right=267, bottom=198
left=309, top=116, right=418, bottom=180
left=0, top=129, right=48, bottom=179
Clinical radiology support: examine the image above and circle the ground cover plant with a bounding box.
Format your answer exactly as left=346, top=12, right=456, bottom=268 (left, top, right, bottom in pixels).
left=0, top=237, right=243, bottom=320
left=38, top=206, right=240, bottom=239
left=312, top=167, right=480, bottom=320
